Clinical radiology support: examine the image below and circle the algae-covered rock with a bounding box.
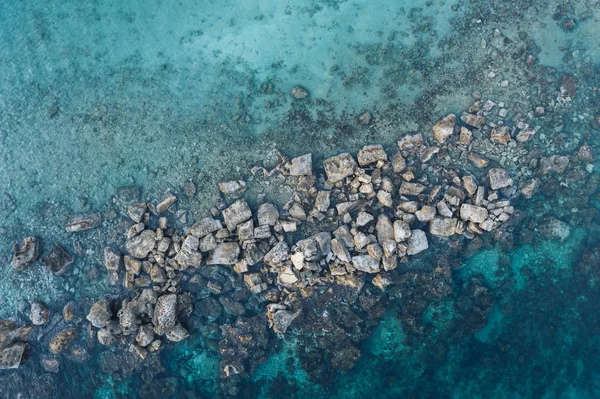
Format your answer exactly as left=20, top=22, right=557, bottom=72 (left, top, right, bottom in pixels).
left=11, top=236, right=39, bottom=271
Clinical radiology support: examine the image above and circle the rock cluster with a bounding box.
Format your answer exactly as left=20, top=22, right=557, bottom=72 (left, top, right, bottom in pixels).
left=0, top=320, right=32, bottom=370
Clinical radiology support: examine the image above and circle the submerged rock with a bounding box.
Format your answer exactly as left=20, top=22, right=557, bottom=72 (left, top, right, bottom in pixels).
left=271, top=310, right=300, bottom=334
left=207, top=243, right=240, bottom=265
left=0, top=342, right=28, bottom=370
left=42, top=244, right=73, bottom=275
left=29, top=301, right=49, bottom=326
left=49, top=328, right=76, bottom=355
left=65, top=213, right=100, bottom=232
left=11, top=236, right=39, bottom=271
left=125, top=230, right=156, bottom=259
left=290, top=86, right=309, bottom=99
left=218, top=180, right=247, bottom=198
left=87, top=298, right=113, bottom=328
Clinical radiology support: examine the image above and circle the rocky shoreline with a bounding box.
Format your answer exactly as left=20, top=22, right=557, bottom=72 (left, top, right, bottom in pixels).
left=2, top=97, right=597, bottom=396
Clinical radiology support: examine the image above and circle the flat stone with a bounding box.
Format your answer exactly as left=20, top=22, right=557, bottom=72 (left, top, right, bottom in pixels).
left=223, top=200, right=253, bottom=231
left=323, top=153, right=357, bottom=183
left=356, top=211, right=374, bottom=227
left=429, top=217, right=457, bottom=236
left=128, top=203, right=147, bottom=223
left=377, top=190, right=393, bottom=207
left=190, top=217, right=223, bottom=238
left=462, top=176, right=478, bottom=196
left=207, top=243, right=240, bottom=265
left=289, top=154, right=312, bottom=176
left=488, top=168, right=513, bottom=190
left=463, top=113, right=486, bottom=128
left=331, top=238, right=351, bottom=263
left=415, top=205, right=436, bottom=222
left=125, top=230, right=156, bottom=259
left=166, top=323, right=190, bottom=342
left=278, top=266, right=298, bottom=285
left=156, top=196, right=176, bottom=213
left=392, top=153, right=406, bottom=173
left=0, top=342, right=28, bottom=370
left=11, top=236, right=39, bottom=271
left=315, top=191, right=331, bottom=212
left=257, top=203, right=280, bottom=226
left=218, top=180, right=247, bottom=198
left=352, top=255, right=381, bottom=273
left=264, top=241, right=289, bottom=267
left=468, top=153, right=489, bottom=168
left=420, top=146, right=440, bottom=163
left=42, top=244, right=74, bottom=275
left=289, top=203, right=307, bottom=220
left=460, top=204, right=489, bottom=224
left=433, top=114, right=456, bottom=144
left=406, top=229, right=428, bottom=255
left=237, top=219, right=254, bottom=242
left=399, top=182, right=426, bottom=196
left=357, top=145, right=387, bottom=166
left=376, top=215, right=395, bottom=244
left=153, top=294, right=178, bottom=335
left=336, top=199, right=367, bottom=215
left=272, top=310, right=300, bottom=334
left=65, top=213, right=100, bottom=232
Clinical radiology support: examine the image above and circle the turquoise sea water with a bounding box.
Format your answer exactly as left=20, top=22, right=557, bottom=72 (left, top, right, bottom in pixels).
left=1, top=0, right=599, bottom=398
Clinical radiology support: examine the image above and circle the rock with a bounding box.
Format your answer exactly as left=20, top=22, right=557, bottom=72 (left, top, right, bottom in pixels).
left=516, top=128, right=536, bottom=142
left=356, top=212, right=374, bottom=227
left=415, top=205, right=436, bottom=222
left=459, top=127, right=472, bottom=145
left=331, top=238, right=351, bottom=263
left=372, top=273, right=392, bottom=291
left=577, top=143, right=595, bottom=163
left=336, top=199, right=367, bottom=215
left=460, top=204, right=489, bottom=224
left=377, top=190, right=393, bottom=207
left=190, top=217, right=223, bottom=238
left=0, top=342, right=28, bottom=369
left=392, top=153, right=406, bottom=173
left=520, top=178, right=540, bottom=199
left=29, top=301, right=49, bottom=326
left=376, top=215, right=395, bottom=244
left=539, top=218, right=571, bottom=242
left=40, top=356, right=60, bottom=373
left=125, top=230, right=156, bottom=259
left=63, top=303, right=76, bottom=321
left=97, top=327, right=116, bottom=346
left=0, top=320, right=32, bottom=348
left=352, top=255, right=380, bottom=273
left=218, top=180, right=247, bottom=198
left=272, top=310, right=300, bottom=334
left=198, top=233, right=218, bottom=252
left=156, top=196, right=176, bottom=213
left=87, top=298, right=112, bottom=328
left=49, top=328, right=76, bottom=355
left=462, top=176, right=478, bottom=196
left=207, top=243, right=240, bottom=265
left=323, top=153, right=357, bottom=183
left=11, top=236, right=39, bottom=271
left=433, top=114, right=456, bottom=144
left=357, top=145, right=387, bottom=166
left=257, top=203, right=280, bottom=226
left=153, top=294, right=178, bottom=335
left=104, top=247, right=122, bottom=271
left=488, top=168, right=513, bottom=190
left=397, top=134, right=424, bottom=150
left=264, top=241, right=289, bottom=267
left=315, top=191, right=331, bottom=212
left=420, top=146, right=440, bottom=163
left=65, top=214, right=100, bottom=232
left=468, top=153, right=489, bottom=168
left=42, top=244, right=74, bottom=275
left=290, top=86, right=308, bottom=99
left=429, top=217, right=457, bottom=237
left=289, top=203, right=306, bottom=220
left=393, top=220, right=412, bottom=242
left=289, top=154, right=312, bottom=176
left=358, top=111, right=371, bottom=125
left=463, top=113, right=486, bottom=128
left=399, top=182, right=426, bottom=196
left=407, top=229, right=428, bottom=255
left=136, top=324, right=155, bottom=347
left=222, top=200, right=253, bottom=231
left=128, top=203, right=147, bottom=223
left=166, top=324, right=189, bottom=342
left=490, top=126, right=511, bottom=144
left=244, top=273, right=266, bottom=294
left=278, top=266, right=298, bottom=285
left=539, top=155, right=570, bottom=174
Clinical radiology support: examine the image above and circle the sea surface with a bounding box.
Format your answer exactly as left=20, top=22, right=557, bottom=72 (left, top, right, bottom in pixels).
left=0, top=0, right=599, bottom=398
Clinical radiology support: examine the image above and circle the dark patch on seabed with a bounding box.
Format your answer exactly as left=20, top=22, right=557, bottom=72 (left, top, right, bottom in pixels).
left=0, top=0, right=600, bottom=398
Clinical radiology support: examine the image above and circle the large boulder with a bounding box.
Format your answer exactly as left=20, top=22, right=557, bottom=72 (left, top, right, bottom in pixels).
left=323, top=153, right=357, bottom=183
left=488, top=168, right=513, bottom=190
left=433, top=114, right=456, bottom=144
left=125, top=230, right=156, bottom=259
left=11, top=237, right=39, bottom=271
left=153, top=294, right=178, bottom=335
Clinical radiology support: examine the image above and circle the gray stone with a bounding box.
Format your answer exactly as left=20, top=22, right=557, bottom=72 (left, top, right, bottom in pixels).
left=198, top=233, right=218, bottom=252
left=488, top=168, right=513, bottom=190
left=272, top=310, right=300, bottom=334
left=289, top=154, right=312, bottom=176
left=190, top=217, right=223, bottom=238
left=0, top=342, right=28, bottom=370
left=42, top=244, right=73, bottom=275
left=460, top=204, right=489, bottom=224
left=415, top=205, right=436, bottom=222
left=218, top=180, right=247, bottom=198
left=336, top=199, right=367, bottom=215
left=65, top=213, right=100, bottom=232
left=323, top=153, right=357, bottom=183
left=207, top=243, right=240, bottom=265
left=289, top=203, right=307, bottom=220
left=315, top=191, right=331, bottom=212
left=399, top=182, right=426, bottom=196
left=376, top=215, right=395, bottom=244
left=352, top=255, right=380, bottom=273
left=356, top=211, right=374, bottom=227
left=520, top=178, right=540, bottom=199
left=29, top=301, right=49, bottom=326
left=433, top=114, right=456, bottom=144
left=11, top=236, right=39, bottom=271
left=331, top=238, right=351, bottom=263
left=223, top=199, right=253, bottom=231
left=128, top=203, right=147, bottom=223
left=264, top=241, right=289, bottom=267
left=125, top=230, right=156, bottom=259
left=393, top=220, right=412, bottom=242
left=392, top=153, right=406, bottom=173
left=104, top=247, right=122, bottom=271
left=397, top=134, right=424, bottom=150
left=290, top=86, right=309, bottom=99
left=429, top=217, right=457, bottom=237
left=407, top=229, right=428, bottom=255
left=540, top=155, right=570, bottom=174
left=87, top=298, right=112, bottom=328
left=257, top=203, right=280, bottom=226
left=153, top=294, right=178, bottom=335
left=166, top=323, right=189, bottom=342
left=357, top=145, right=387, bottom=166
left=136, top=324, right=155, bottom=347
left=377, top=190, right=393, bottom=207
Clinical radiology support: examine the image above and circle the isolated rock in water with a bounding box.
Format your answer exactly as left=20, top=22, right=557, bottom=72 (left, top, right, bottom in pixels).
left=352, top=255, right=380, bottom=273
left=49, top=328, right=76, bottom=355
left=433, top=114, right=456, bottom=144
left=29, top=301, right=49, bottom=326
left=272, top=310, right=300, bottom=334
left=460, top=204, right=489, bottom=224
left=87, top=298, right=113, bottom=328
left=11, top=236, right=39, bottom=271
left=289, top=154, right=312, bottom=176
left=407, top=229, right=428, bottom=255
left=0, top=342, right=28, bottom=369
left=488, top=168, right=513, bottom=190
left=290, top=86, right=309, bottom=99
left=166, top=323, right=190, bottom=342
left=429, top=217, right=458, bottom=237
left=539, top=218, right=571, bottom=242
left=539, top=155, right=570, bottom=174
left=218, top=180, right=247, bottom=198
left=357, top=145, right=387, bottom=166
left=156, top=195, right=176, bottom=213
left=323, top=153, right=357, bottom=183
left=222, top=199, right=253, bottom=231
left=520, top=178, right=540, bottom=199
left=190, top=217, right=223, bottom=238
left=42, top=244, right=74, bottom=275
left=207, top=242, right=240, bottom=265
left=104, top=247, right=122, bottom=271
left=65, top=213, right=100, bottom=232
left=126, top=230, right=156, bottom=259
left=153, top=294, right=178, bottom=335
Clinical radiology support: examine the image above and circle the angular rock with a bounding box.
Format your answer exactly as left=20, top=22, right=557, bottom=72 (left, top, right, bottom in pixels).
left=315, top=191, right=331, bottom=212
left=166, top=323, right=189, bottom=342
left=407, top=229, right=428, bottom=255
left=540, top=155, right=570, bottom=174
left=87, top=298, right=112, bottom=328
left=29, top=301, right=49, bottom=326
left=372, top=273, right=392, bottom=291
left=352, top=255, right=380, bottom=273
left=49, top=328, right=76, bottom=355
left=289, top=203, right=306, bottom=220
left=393, top=220, right=412, bottom=242
left=357, top=145, right=387, bottom=166
left=244, top=273, right=265, bottom=294
left=331, top=238, right=351, bottom=263
left=272, top=310, right=300, bottom=334
left=488, top=168, right=513, bottom=190
left=104, top=247, right=122, bottom=271
left=128, top=203, right=147, bottom=223
left=198, top=233, right=218, bottom=252
left=392, top=153, right=406, bottom=173
left=433, top=114, right=456, bottom=144
left=460, top=204, right=489, bottom=224
left=490, top=126, right=511, bottom=144
left=190, top=217, right=223, bottom=238
left=323, top=153, right=357, bottom=183
left=463, top=113, right=486, bottom=128
left=399, top=182, right=426, bottom=196
left=257, top=203, right=279, bottom=226
left=264, top=241, right=289, bottom=267
left=415, top=205, right=436, bottom=222
left=156, top=196, right=176, bottom=213
left=290, top=86, right=309, bottom=99
left=42, top=244, right=73, bottom=275
left=289, top=154, right=312, bottom=176
left=520, top=178, right=540, bottom=199
left=223, top=200, right=253, bottom=231
left=377, top=190, right=393, bottom=207
left=125, top=230, right=156, bottom=259
left=136, top=324, right=155, bottom=347
left=218, top=180, right=247, bottom=198
left=397, top=134, right=424, bottom=151
left=376, top=215, right=395, bottom=244
left=153, top=294, right=178, bottom=335
left=336, top=199, right=367, bottom=215
left=65, top=213, right=100, bottom=232
left=0, top=342, right=28, bottom=370
left=429, top=217, right=457, bottom=236
left=11, top=236, right=39, bottom=271
left=207, top=243, right=240, bottom=265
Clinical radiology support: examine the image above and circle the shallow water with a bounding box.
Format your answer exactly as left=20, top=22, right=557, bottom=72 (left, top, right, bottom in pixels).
left=1, top=0, right=599, bottom=398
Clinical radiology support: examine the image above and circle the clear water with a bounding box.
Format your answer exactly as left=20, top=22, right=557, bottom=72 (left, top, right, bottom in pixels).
left=1, top=0, right=599, bottom=398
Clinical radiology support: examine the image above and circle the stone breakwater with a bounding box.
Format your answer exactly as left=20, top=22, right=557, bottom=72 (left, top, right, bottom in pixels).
left=3, top=97, right=596, bottom=395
